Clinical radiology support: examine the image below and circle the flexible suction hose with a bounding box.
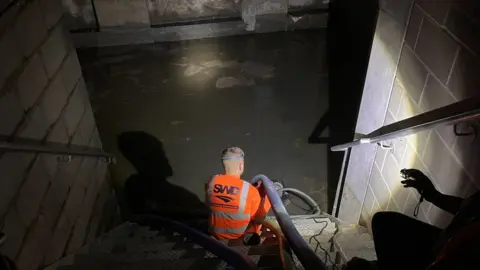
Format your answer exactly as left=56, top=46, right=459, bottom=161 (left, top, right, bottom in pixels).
left=277, top=188, right=322, bottom=215
left=251, top=174, right=327, bottom=270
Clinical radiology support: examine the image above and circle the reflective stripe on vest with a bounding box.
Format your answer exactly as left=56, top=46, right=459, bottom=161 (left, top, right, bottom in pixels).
left=210, top=224, right=249, bottom=234
left=208, top=176, right=251, bottom=235
left=209, top=211, right=250, bottom=234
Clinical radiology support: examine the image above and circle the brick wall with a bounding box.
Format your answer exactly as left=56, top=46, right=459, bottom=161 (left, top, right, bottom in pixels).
left=0, top=1, right=118, bottom=269
left=337, top=0, right=480, bottom=228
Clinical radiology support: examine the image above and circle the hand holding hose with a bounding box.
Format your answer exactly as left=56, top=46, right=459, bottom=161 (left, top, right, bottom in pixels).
left=400, top=168, right=437, bottom=202
left=254, top=180, right=267, bottom=197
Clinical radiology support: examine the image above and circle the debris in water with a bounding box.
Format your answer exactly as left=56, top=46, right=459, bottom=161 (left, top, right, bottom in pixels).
left=170, top=120, right=185, bottom=125
left=290, top=15, right=302, bottom=23
left=216, top=76, right=255, bottom=88
left=216, top=77, right=238, bottom=88
left=202, top=60, right=238, bottom=68
left=184, top=65, right=206, bottom=76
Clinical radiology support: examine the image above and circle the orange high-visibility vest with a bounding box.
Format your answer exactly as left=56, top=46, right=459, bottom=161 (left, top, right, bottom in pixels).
left=206, top=174, right=270, bottom=240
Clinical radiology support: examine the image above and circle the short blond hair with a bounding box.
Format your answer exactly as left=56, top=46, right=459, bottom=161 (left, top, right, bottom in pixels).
left=221, top=147, right=244, bottom=160
left=221, top=147, right=244, bottom=174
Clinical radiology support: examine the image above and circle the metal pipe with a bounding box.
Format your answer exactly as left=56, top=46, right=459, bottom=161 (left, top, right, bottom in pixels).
left=331, top=96, right=480, bottom=151
left=251, top=174, right=328, bottom=270
left=333, top=148, right=351, bottom=218
left=130, top=214, right=258, bottom=270
left=0, top=142, right=115, bottom=162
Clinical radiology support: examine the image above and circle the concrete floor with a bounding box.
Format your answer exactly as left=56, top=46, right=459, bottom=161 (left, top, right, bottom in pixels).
left=79, top=29, right=330, bottom=215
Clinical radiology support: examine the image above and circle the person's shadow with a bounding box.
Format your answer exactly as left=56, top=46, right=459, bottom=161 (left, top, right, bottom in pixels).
left=119, top=131, right=209, bottom=228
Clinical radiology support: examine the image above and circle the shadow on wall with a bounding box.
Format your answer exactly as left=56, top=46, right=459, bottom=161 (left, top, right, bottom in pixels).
left=118, top=131, right=209, bottom=224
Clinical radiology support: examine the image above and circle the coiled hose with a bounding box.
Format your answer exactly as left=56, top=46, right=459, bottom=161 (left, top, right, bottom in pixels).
left=277, top=188, right=322, bottom=215
left=278, top=187, right=341, bottom=226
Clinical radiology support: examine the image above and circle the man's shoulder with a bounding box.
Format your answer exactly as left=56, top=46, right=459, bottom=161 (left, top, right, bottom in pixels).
left=230, top=177, right=257, bottom=191
left=210, top=174, right=245, bottom=185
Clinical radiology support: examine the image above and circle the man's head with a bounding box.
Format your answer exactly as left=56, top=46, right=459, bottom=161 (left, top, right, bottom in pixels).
left=221, top=147, right=245, bottom=177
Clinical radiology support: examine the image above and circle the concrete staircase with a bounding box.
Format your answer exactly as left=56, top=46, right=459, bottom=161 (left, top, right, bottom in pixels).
left=43, top=216, right=376, bottom=270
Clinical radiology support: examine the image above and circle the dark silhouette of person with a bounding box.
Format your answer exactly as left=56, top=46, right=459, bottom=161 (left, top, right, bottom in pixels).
left=119, top=131, right=209, bottom=226
left=345, top=168, right=480, bottom=270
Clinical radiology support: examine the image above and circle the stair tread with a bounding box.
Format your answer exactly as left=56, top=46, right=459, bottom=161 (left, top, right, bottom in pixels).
left=58, top=257, right=226, bottom=270
left=73, top=249, right=206, bottom=263
left=333, top=225, right=376, bottom=262
left=49, top=216, right=340, bottom=270
left=90, top=241, right=179, bottom=253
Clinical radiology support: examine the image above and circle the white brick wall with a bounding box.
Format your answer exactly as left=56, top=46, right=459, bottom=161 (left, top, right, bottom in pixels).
left=0, top=91, right=23, bottom=136
left=63, top=83, right=86, bottom=136
left=40, top=25, right=69, bottom=77
left=0, top=29, right=22, bottom=90
left=0, top=1, right=116, bottom=268
left=16, top=216, right=52, bottom=270
left=39, top=74, right=69, bottom=126
left=17, top=53, right=49, bottom=110
left=12, top=1, right=48, bottom=57
left=0, top=153, right=34, bottom=216
left=47, top=118, right=70, bottom=144
left=0, top=207, right=26, bottom=259
left=39, top=0, right=65, bottom=29
left=343, top=0, right=480, bottom=229
left=16, top=157, right=51, bottom=227
left=59, top=50, right=82, bottom=95
left=43, top=212, right=72, bottom=265
left=18, top=106, right=50, bottom=140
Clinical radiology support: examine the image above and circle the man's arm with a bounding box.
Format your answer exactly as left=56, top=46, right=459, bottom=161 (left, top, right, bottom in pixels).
left=246, top=185, right=264, bottom=224
left=428, top=191, right=463, bottom=215
left=252, top=198, right=267, bottom=225
left=401, top=169, right=463, bottom=215
left=252, top=215, right=265, bottom=225
left=251, top=181, right=271, bottom=224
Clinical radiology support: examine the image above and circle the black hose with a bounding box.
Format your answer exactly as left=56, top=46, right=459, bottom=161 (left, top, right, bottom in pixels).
left=251, top=174, right=328, bottom=270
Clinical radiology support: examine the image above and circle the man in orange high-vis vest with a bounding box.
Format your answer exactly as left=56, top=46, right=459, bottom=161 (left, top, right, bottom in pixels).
left=206, top=147, right=271, bottom=240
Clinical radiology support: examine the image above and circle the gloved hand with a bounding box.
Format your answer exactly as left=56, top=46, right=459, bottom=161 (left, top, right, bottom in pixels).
left=400, top=168, right=437, bottom=201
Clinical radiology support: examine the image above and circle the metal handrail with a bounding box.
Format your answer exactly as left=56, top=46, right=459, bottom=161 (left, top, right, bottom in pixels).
left=129, top=214, right=258, bottom=270
left=0, top=141, right=115, bottom=163
left=251, top=174, right=328, bottom=270
left=331, top=96, right=480, bottom=151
